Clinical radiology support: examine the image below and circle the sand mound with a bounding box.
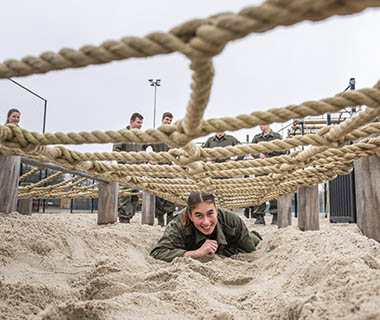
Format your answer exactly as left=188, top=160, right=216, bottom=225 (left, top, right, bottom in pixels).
left=0, top=212, right=379, bottom=320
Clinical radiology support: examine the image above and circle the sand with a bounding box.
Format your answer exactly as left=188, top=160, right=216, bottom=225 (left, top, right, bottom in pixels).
left=0, top=212, right=379, bottom=320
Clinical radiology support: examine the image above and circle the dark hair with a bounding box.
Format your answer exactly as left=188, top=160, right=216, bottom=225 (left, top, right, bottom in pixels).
left=181, top=192, right=216, bottom=227
left=6, top=108, right=21, bottom=124
left=130, top=112, right=144, bottom=122
left=162, top=112, right=173, bottom=120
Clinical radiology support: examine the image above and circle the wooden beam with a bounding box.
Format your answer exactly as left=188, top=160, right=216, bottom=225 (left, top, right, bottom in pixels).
left=97, top=182, right=118, bottom=225
left=0, top=154, right=20, bottom=213
left=141, top=192, right=155, bottom=225
left=354, top=155, right=380, bottom=242
left=18, top=199, right=32, bottom=215
left=277, top=194, right=292, bottom=228
left=297, top=185, right=320, bottom=231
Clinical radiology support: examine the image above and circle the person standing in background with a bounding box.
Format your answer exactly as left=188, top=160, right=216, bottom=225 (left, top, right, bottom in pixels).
left=149, top=112, right=176, bottom=226
left=113, top=112, right=144, bottom=223
left=202, top=132, right=243, bottom=163
left=250, top=124, right=285, bottom=225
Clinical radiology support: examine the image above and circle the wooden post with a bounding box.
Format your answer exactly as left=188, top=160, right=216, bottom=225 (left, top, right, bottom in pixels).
left=17, top=182, right=32, bottom=215
left=354, top=155, right=380, bottom=242
left=0, top=154, right=20, bottom=213
left=297, top=185, right=320, bottom=231
left=18, top=199, right=32, bottom=215
left=277, top=194, right=292, bottom=228
left=97, top=182, right=118, bottom=225
left=141, top=192, right=155, bottom=225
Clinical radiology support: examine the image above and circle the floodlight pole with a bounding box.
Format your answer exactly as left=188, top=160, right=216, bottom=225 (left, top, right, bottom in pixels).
left=148, top=79, right=161, bottom=128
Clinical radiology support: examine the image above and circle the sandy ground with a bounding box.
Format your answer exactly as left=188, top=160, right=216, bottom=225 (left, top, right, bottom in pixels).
left=0, top=212, right=379, bottom=320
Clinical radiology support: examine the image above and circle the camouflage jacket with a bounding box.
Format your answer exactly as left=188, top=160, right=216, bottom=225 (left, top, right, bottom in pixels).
left=112, top=125, right=144, bottom=164
left=251, top=130, right=286, bottom=158
left=150, top=208, right=261, bottom=262
left=202, top=134, right=244, bottom=163
left=149, top=142, right=171, bottom=165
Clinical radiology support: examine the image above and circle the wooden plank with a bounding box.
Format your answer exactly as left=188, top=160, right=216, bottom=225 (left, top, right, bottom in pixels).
left=141, top=192, right=155, bottom=225
left=97, top=182, right=118, bottom=225
left=0, top=154, right=20, bottom=213
left=18, top=199, right=32, bottom=215
left=277, top=194, right=292, bottom=228
left=297, top=185, right=320, bottom=231
left=354, top=155, right=380, bottom=242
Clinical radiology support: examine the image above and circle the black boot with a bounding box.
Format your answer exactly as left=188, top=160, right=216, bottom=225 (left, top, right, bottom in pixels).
left=254, top=215, right=266, bottom=225
left=119, top=217, right=130, bottom=224
left=157, top=215, right=165, bottom=227
left=271, top=214, right=278, bottom=225
left=166, top=212, right=174, bottom=225
left=243, top=208, right=250, bottom=218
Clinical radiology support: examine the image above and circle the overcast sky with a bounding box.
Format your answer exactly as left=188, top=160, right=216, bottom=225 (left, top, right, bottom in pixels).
left=1, top=1, right=380, bottom=153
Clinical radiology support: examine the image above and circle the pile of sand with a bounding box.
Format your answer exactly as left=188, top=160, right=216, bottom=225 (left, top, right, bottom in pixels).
left=0, top=212, right=379, bottom=320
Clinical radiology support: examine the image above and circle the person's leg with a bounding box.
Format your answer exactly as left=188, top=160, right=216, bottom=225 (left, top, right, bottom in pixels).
left=155, top=196, right=165, bottom=227
left=131, top=194, right=139, bottom=218
left=119, top=195, right=132, bottom=223
left=269, top=199, right=278, bottom=225
left=163, top=199, right=176, bottom=225
left=250, top=206, right=258, bottom=219
left=253, top=203, right=266, bottom=225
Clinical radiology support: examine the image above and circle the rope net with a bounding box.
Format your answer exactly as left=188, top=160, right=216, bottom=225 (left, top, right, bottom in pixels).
left=1, top=0, right=380, bottom=208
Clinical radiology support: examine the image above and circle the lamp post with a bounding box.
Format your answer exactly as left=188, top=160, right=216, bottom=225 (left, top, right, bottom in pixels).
left=148, top=79, right=161, bottom=128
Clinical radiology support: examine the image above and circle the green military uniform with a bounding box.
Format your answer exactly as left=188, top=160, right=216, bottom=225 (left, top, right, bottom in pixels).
left=251, top=130, right=285, bottom=217
left=113, top=125, right=144, bottom=222
left=202, top=134, right=243, bottom=163
left=150, top=208, right=262, bottom=262
left=150, top=142, right=176, bottom=226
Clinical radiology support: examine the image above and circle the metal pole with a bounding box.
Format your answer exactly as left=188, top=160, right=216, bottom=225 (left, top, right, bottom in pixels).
left=70, top=174, right=74, bottom=213
left=42, top=169, right=47, bottom=213
left=43, top=99, right=47, bottom=133
left=327, top=114, right=332, bottom=126
left=153, top=85, right=157, bottom=128
left=21, top=157, right=108, bottom=182
left=7, top=78, right=47, bottom=134
left=350, top=78, right=356, bottom=115
left=91, top=179, right=95, bottom=213
left=38, top=170, right=42, bottom=213
left=349, top=78, right=357, bottom=223
left=149, top=79, right=160, bottom=128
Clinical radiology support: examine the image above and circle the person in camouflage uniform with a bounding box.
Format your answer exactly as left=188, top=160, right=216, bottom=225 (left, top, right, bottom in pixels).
left=202, top=132, right=244, bottom=163
left=112, top=112, right=144, bottom=223
left=149, top=112, right=176, bottom=227
left=249, top=124, right=286, bottom=225
left=150, top=192, right=262, bottom=262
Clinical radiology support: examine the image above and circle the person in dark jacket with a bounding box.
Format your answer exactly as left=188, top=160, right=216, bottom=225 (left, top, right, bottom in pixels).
left=150, top=192, right=262, bottom=262
left=149, top=112, right=176, bottom=226
left=112, top=112, right=144, bottom=223
left=249, top=124, right=286, bottom=225
left=202, top=132, right=244, bottom=163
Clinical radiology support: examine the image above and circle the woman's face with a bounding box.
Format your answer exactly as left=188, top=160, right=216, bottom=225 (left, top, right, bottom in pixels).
left=189, top=201, right=218, bottom=235
left=7, top=112, right=20, bottom=125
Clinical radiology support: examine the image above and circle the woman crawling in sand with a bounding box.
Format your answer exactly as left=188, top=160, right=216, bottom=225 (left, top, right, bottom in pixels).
left=150, top=192, right=262, bottom=262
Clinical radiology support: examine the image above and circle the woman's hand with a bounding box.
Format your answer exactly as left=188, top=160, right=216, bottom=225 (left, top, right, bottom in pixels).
left=184, top=240, right=218, bottom=259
